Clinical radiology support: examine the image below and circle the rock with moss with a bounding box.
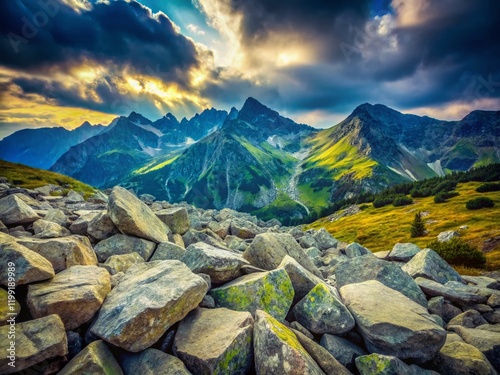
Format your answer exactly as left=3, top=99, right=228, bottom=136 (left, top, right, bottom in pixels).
left=210, top=268, right=294, bottom=321
left=33, top=219, right=71, bottom=238
left=388, top=243, right=420, bottom=262
left=103, top=252, right=144, bottom=275
left=0, top=194, right=40, bottom=225
left=293, top=283, right=354, bottom=335
left=292, top=329, right=352, bottom=375
left=355, top=353, right=438, bottom=375
left=150, top=242, right=186, bottom=261
left=243, top=233, right=321, bottom=277
left=334, top=256, right=428, bottom=307
left=108, top=186, right=170, bottom=243
left=435, top=337, right=497, bottom=375
left=18, top=235, right=98, bottom=273
left=93, top=234, right=156, bottom=262
left=181, top=242, right=250, bottom=283
left=0, top=314, right=68, bottom=374
left=0, top=288, right=20, bottom=326
left=340, top=280, right=446, bottom=363
left=254, top=310, right=325, bottom=375
left=278, top=255, right=324, bottom=303
left=120, top=348, right=191, bottom=375
left=174, top=308, right=254, bottom=375
left=448, top=325, right=500, bottom=371
left=0, top=232, right=55, bottom=286
left=58, top=340, right=123, bottom=375
left=156, top=207, right=190, bottom=235
left=91, top=260, right=208, bottom=352
left=27, top=265, right=110, bottom=330
left=402, top=248, right=463, bottom=284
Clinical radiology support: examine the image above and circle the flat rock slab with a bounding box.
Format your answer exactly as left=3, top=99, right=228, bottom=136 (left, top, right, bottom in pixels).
left=91, top=260, right=208, bottom=352
left=210, top=268, right=294, bottom=321
left=181, top=242, right=250, bottom=283
left=108, top=186, right=170, bottom=243
left=58, top=340, right=123, bottom=375
left=402, top=248, right=462, bottom=284
left=243, top=233, right=321, bottom=277
left=254, top=310, right=325, bottom=375
left=0, top=194, right=40, bottom=225
left=335, top=256, right=428, bottom=307
left=33, top=219, right=71, bottom=238
left=174, top=308, right=254, bottom=375
left=27, top=265, right=111, bottom=330
left=416, top=277, right=487, bottom=306
left=0, top=314, right=68, bottom=374
left=120, top=349, right=191, bottom=375
left=94, top=233, right=156, bottom=262
left=293, top=283, right=354, bottom=335
left=0, top=232, right=54, bottom=286
left=388, top=243, right=420, bottom=262
left=339, top=280, right=446, bottom=363
left=18, top=235, right=98, bottom=273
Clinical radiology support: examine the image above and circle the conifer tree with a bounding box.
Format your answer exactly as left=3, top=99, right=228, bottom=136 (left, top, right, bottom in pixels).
left=410, top=211, right=426, bottom=237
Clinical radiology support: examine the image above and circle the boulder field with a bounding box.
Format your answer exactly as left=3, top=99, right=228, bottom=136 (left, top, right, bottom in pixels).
left=0, top=182, right=499, bottom=374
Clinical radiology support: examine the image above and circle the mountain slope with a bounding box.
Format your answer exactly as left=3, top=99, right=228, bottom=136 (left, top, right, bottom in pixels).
left=50, top=109, right=228, bottom=188
left=125, top=98, right=317, bottom=218
left=0, top=122, right=105, bottom=169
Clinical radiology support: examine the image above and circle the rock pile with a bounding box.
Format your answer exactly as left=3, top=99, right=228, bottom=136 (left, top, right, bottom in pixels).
left=0, top=182, right=499, bottom=375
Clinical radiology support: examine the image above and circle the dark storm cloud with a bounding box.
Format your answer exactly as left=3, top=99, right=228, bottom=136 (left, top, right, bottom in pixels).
left=0, top=0, right=204, bottom=85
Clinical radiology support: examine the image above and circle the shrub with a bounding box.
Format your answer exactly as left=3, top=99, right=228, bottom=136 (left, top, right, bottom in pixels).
left=434, top=193, right=446, bottom=203
left=428, top=238, right=486, bottom=269
left=410, top=188, right=432, bottom=198
left=410, top=212, right=426, bottom=238
left=392, top=196, right=413, bottom=207
left=466, top=197, right=495, bottom=210
left=431, top=181, right=458, bottom=195
left=434, top=191, right=459, bottom=203
left=476, top=183, right=500, bottom=193
left=373, top=196, right=394, bottom=208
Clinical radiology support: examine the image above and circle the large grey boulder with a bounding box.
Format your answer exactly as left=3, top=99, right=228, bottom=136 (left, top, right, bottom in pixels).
left=210, top=268, right=294, bottom=321
left=150, top=242, right=185, bottom=261
left=27, top=265, right=110, bottom=330
left=402, top=248, right=463, bottom=284
left=69, top=211, right=100, bottom=235
left=103, top=252, right=144, bottom=275
left=87, top=211, right=119, bottom=241
left=438, top=231, right=459, bottom=243
left=447, top=310, right=488, bottom=329
left=108, top=186, right=170, bottom=243
left=91, top=260, right=208, bottom=352
left=174, top=308, right=254, bottom=375
left=93, top=234, right=156, bottom=262
left=65, top=190, right=85, bottom=204
left=0, top=194, right=40, bottom=225
left=156, top=207, right=190, bottom=235
left=355, top=353, right=438, bottom=375
left=312, top=228, right=338, bottom=250
left=58, top=340, right=123, bottom=375
left=181, top=242, right=250, bottom=283
left=33, top=219, right=71, bottom=238
left=416, top=277, right=487, bottom=305
left=0, top=314, right=68, bottom=374
left=44, top=208, right=69, bottom=227
left=320, top=334, right=367, bottom=371
left=334, top=256, right=428, bottom=307
left=0, top=232, right=55, bottom=286
left=253, top=310, right=325, bottom=375
left=448, top=325, right=500, bottom=371
left=229, top=218, right=262, bottom=239
left=339, top=280, right=446, bottom=363
left=293, top=283, right=355, bottom=335
left=120, top=349, right=191, bottom=375
left=243, top=233, right=321, bottom=277
left=388, top=243, right=420, bottom=262
left=345, top=243, right=373, bottom=258
left=18, top=235, right=98, bottom=273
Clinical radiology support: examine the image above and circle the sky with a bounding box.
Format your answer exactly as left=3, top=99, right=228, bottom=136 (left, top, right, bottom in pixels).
left=0, top=0, right=499, bottom=139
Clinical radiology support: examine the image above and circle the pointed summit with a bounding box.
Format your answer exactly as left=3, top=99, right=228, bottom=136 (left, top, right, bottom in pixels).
left=238, top=97, right=279, bottom=122
left=128, top=111, right=152, bottom=125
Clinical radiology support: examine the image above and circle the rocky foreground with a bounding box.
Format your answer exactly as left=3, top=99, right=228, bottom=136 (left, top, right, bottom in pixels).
left=0, top=180, right=499, bottom=375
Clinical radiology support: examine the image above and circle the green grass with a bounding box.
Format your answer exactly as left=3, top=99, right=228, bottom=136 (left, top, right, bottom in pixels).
left=132, top=155, right=179, bottom=175
left=0, top=160, right=96, bottom=198
left=304, top=134, right=377, bottom=180
left=254, top=191, right=308, bottom=221
left=307, top=181, right=500, bottom=272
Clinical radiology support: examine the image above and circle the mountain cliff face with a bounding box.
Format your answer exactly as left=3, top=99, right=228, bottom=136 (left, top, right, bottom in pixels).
left=50, top=109, right=228, bottom=188
left=0, top=122, right=105, bottom=169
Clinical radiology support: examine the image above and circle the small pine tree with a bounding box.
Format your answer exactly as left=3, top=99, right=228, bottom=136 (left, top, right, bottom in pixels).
left=410, top=211, right=426, bottom=238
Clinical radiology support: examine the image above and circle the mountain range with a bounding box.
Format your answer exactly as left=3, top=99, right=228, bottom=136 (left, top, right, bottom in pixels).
left=1, top=98, right=498, bottom=220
